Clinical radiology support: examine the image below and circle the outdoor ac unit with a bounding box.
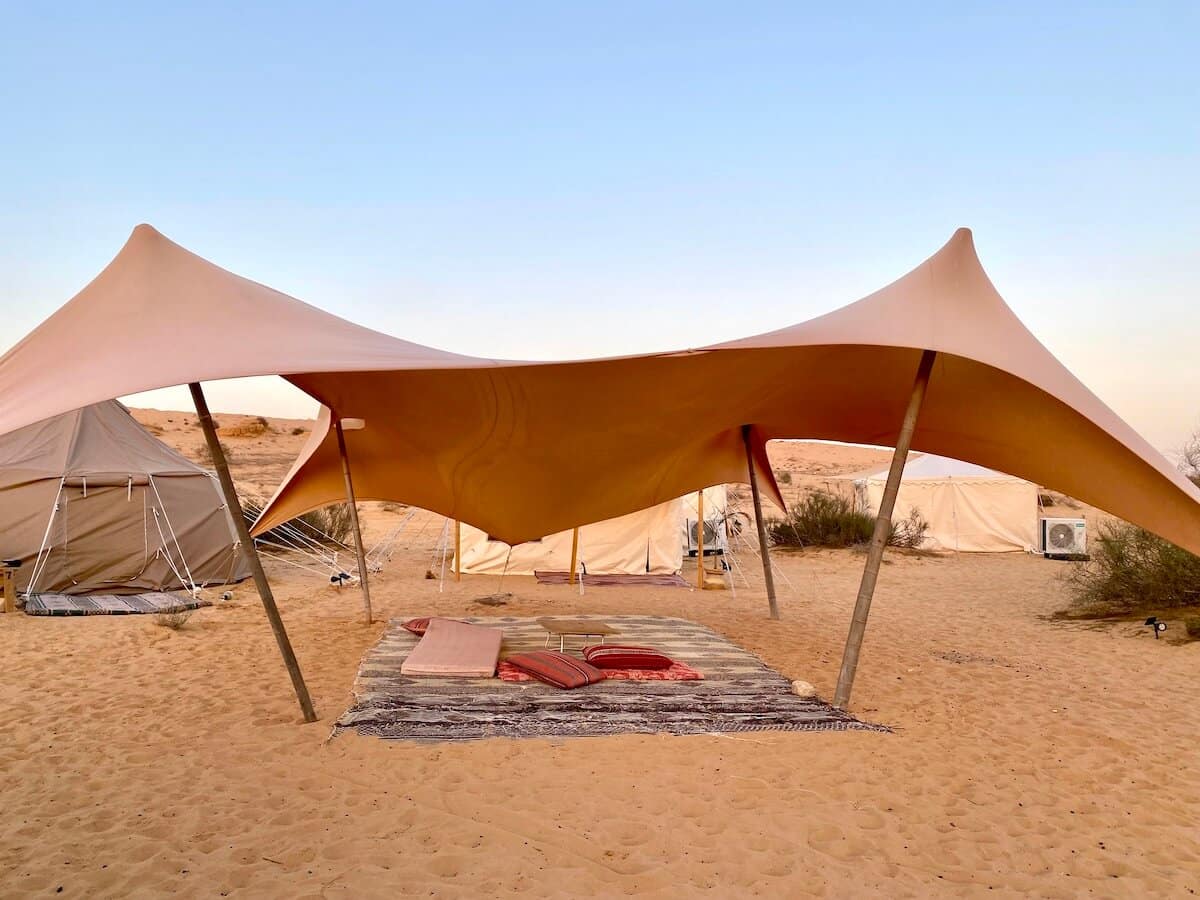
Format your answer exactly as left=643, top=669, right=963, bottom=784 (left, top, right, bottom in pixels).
left=1040, top=517, right=1086, bottom=558
left=685, top=518, right=724, bottom=556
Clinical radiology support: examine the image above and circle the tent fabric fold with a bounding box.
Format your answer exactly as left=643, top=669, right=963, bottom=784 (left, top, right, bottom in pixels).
left=0, top=224, right=1197, bottom=554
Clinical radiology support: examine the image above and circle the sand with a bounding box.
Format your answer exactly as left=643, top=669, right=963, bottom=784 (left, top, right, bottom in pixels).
left=1, top=410, right=1197, bottom=897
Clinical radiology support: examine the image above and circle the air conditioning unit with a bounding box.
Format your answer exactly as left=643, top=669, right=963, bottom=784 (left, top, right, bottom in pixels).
left=685, top=518, right=725, bottom=556
left=1040, top=517, right=1087, bottom=559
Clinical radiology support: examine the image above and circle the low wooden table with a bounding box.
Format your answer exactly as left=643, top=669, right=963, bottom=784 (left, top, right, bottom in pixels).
left=536, top=617, right=617, bottom=652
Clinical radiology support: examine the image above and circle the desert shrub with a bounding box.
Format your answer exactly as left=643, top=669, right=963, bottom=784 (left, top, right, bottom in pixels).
left=768, top=491, right=928, bottom=550
left=1065, top=520, right=1200, bottom=616
left=219, top=417, right=271, bottom=438
left=196, top=440, right=235, bottom=466
left=256, top=503, right=355, bottom=546
left=1183, top=431, right=1200, bottom=487
left=768, top=492, right=872, bottom=548
left=775, top=470, right=793, bottom=485
left=1185, top=617, right=1200, bottom=640
left=153, top=606, right=194, bottom=629
left=291, top=426, right=306, bottom=436
left=890, top=508, right=930, bottom=550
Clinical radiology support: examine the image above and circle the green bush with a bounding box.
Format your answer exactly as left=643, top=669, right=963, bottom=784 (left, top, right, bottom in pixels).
left=768, top=492, right=928, bottom=550
left=1065, top=520, right=1200, bottom=616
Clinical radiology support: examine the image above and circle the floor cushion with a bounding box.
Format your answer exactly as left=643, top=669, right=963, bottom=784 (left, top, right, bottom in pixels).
left=402, top=616, right=464, bottom=636
left=504, top=651, right=607, bottom=689
left=583, top=645, right=674, bottom=670
left=401, top=617, right=434, bottom=636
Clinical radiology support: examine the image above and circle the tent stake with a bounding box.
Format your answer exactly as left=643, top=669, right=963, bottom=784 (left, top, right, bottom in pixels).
left=334, top=419, right=372, bottom=624
left=742, top=426, right=779, bottom=619
left=454, top=520, right=462, bottom=582
left=696, top=490, right=705, bottom=589
left=833, top=350, right=936, bottom=708
left=188, top=382, right=317, bottom=724
left=568, top=526, right=580, bottom=585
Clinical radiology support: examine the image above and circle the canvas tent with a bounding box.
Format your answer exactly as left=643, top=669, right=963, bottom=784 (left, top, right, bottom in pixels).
left=455, top=486, right=728, bottom=576
left=0, top=401, right=250, bottom=595
left=852, top=454, right=1038, bottom=552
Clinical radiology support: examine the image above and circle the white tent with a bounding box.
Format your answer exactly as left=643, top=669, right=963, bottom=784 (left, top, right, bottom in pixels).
left=456, top=486, right=728, bottom=576
left=853, top=454, right=1037, bottom=552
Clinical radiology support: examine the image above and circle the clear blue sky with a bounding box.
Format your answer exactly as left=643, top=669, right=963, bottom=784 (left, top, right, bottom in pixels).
left=2, top=2, right=1196, bottom=450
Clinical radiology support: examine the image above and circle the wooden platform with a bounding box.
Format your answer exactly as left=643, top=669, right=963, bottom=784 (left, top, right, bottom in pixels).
left=336, top=615, right=888, bottom=742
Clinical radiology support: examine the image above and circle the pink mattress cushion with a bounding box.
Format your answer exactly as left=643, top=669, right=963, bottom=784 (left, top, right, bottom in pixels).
left=400, top=619, right=502, bottom=678
left=401, top=616, right=468, bottom=636
left=582, top=645, right=674, bottom=670
left=503, top=651, right=607, bottom=689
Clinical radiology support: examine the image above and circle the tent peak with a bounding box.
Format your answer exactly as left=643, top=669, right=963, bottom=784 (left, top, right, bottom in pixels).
left=129, top=222, right=168, bottom=243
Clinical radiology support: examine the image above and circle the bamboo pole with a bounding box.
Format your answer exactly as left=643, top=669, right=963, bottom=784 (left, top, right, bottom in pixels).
left=334, top=419, right=372, bottom=624
left=742, top=425, right=779, bottom=619
left=833, top=350, right=937, bottom=708
left=188, top=383, right=317, bottom=723
left=568, top=526, right=580, bottom=585
left=454, top=520, right=462, bottom=582
left=696, top=490, right=705, bottom=589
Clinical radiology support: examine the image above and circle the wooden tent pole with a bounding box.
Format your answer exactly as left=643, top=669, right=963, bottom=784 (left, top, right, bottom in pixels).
left=188, top=383, right=317, bottom=723
left=454, top=520, right=462, bottom=582
left=696, top=490, right=705, bottom=589
left=334, top=419, right=372, bottom=624
left=568, top=527, right=580, bottom=585
left=833, top=350, right=937, bottom=708
left=742, top=425, right=779, bottom=620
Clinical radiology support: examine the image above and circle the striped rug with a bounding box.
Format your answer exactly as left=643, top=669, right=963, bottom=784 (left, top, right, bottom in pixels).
left=24, top=592, right=212, bottom=616
left=337, top=615, right=888, bottom=742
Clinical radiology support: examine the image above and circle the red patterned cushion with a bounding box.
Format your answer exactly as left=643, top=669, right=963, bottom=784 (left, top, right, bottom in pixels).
left=402, top=617, right=437, bottom=636
left=504, top=651, right=607, bottom=689
left=582, top=645, right=673, bottom=670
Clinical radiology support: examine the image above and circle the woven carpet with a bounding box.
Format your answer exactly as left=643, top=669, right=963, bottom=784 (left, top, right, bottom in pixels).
left=534, top=571, right=690, bottom=587
left=336, top=615, right=888, bottom=742
left=23, top=592, right=212, bottom=617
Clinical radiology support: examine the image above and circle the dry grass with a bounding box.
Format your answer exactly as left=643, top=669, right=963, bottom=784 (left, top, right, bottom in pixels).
left=219, top=416, right=272, bottom=438
left=196, top=441, right=235, bottom=466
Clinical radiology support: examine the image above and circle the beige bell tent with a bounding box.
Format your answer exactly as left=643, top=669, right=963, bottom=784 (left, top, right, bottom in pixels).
left=455, top=486, right=729, bottom=576
left=852, top=454, right=1038, bottom=552
left=0, top=401, right=250, bottom=595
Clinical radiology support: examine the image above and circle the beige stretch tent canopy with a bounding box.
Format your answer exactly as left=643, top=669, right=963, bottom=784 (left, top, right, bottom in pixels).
left=0, top=400, right=250, bottom=594
left=0, top=225, right=1197, bottom=558
left=852, top=454, right=1039, bottom=553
